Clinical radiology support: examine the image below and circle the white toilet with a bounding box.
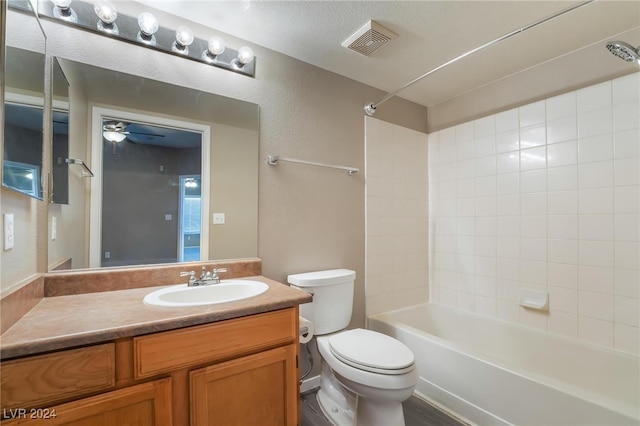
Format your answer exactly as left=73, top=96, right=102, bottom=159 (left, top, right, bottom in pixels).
left=288, top=269, right=417, bottom=426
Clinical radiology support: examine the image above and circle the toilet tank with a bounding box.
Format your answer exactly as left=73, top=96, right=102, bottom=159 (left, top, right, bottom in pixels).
left=288, top=269, right=356, bottom=335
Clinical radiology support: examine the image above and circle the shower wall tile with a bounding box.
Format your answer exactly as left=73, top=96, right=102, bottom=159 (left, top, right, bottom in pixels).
left=548, top=286, right=578, bottom=314
left=578, top=135, right=613, bottom=163
left=615, top=323, right=639, bottom=354
left=612, top=73, right=640, bottom=103
left=496, top=108, right=519, bottom=133
left=615, top=128, right=640, bottom=159
left=579, top=162, right=614, bottom=190
left=614, top=157, right=640, bottom=186
left=476, top=135, right=496, bottom=157
left=577, top=107, right=613, bottom=138
left=613, top=100, right=640, bottom=132
left=579, top=265, right=614, bottom=294
left=496, top=129, right=520, bottom=153
left=520, top=101, right=546, bottom=127
left=548, top=165, right=578, bottom=191
left=365, top=117, right=429, bottom=316
left=547, top=116, right=577, bottom=144
left=520, top=124, right=546, bottom=148
left=577, top=81, right=611, bottom=113
left=547, top=91, right=577, bottom=120
left=548, top=141, right=577, bottom=167
left=428, top=73, right=640, bottom=355
left=547, top=263, right=578, bottom=289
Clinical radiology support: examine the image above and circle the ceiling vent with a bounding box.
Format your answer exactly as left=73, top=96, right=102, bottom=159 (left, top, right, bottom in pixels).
left=342, top=20, right=398, bottom=57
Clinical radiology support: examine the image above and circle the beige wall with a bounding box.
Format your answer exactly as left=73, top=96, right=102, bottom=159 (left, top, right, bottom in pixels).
left=210, top=123, right=259, bottom=260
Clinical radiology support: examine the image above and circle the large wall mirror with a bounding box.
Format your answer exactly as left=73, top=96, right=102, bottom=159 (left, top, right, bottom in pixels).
left=47, top=58, right=259, bottom=271
left=3, top=1, right=46, bottom=200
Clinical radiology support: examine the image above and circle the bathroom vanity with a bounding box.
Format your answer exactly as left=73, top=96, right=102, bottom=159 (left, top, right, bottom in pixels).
left=0, top=263, right=311, bottom=425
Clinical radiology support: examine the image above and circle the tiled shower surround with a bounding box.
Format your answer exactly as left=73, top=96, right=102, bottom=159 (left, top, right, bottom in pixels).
left=428, top=73, right=639, bottom=354
left=366, top=72, right=639, bottom=355
left=365, top=118, right=430, bottom=315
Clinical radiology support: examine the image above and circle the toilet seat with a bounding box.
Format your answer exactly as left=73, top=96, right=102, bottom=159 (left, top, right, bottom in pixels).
left=329, top=329, right=415, bottom=375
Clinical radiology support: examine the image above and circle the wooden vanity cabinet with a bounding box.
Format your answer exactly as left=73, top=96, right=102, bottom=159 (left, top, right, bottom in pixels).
left=1, top=379, right=172, bottom=426
left=1, top=307, right=300, bottom=426
left=190, top=345, right=298, bottom=426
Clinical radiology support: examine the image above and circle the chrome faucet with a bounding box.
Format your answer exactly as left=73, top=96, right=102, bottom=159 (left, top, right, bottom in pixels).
left=180, top=266, right=228, bottom=287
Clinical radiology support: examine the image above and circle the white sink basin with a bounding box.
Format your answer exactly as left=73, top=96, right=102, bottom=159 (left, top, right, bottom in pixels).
left=143, top=279, right=269, bottom=307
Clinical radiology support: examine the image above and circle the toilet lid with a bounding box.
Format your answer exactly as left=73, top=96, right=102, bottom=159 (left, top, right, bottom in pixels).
left=328, top=329, right=415, bottom=375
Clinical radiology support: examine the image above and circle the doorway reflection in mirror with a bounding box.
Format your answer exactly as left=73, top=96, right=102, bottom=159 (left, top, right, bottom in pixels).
left=100, top=118, right=203, bottom=267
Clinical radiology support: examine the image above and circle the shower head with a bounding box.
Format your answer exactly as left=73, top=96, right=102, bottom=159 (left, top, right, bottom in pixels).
left=606, top=41, right=640, bottom=62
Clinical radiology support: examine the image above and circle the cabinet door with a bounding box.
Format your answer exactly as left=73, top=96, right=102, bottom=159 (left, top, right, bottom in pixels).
left=1, top=378, right=172, bottom=426
left=190, top=345, right=298, bottom=426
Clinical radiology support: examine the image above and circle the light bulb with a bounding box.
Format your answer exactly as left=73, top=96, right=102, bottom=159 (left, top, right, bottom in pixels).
left=51, top=0, right=77, bottom=22
left=236, top=46, right=254, bottom=67
left=51, top=0, right=72, bottom=9
left=103, top=131, right=126, bottom=143
left=208, top=36, right=225, bottom=56
left=172, top=26, right=194, bottom=54
left=202, top=36, right=225, bottom=62
left=176, top=26, right=194, bottom=47
left=137, top=12, right=158, bottom=45
left=137, top=12, right=158, bottom=36
left=95, top=1, right=118, bottom=34
left=94, top=1, right=116, bottom=24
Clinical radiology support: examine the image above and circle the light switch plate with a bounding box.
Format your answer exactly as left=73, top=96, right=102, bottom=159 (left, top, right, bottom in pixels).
left=51, top=216, right=57, bottom=241
left=4, top=213, right=15, bottom=250
left=213, top=213, right=225, bottom=224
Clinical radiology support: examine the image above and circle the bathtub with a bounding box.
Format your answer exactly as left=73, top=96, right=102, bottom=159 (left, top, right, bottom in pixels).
left=368, top=303, right=639, bottom=426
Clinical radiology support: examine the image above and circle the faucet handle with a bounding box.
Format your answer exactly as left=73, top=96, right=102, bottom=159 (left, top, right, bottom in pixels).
left=213, top=268, right=227, bottom=274
left=180, top=271, right=196, bottom=285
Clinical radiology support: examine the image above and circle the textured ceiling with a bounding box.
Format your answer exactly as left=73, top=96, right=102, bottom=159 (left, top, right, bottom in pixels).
left=138, top=1, right=640, bottom=108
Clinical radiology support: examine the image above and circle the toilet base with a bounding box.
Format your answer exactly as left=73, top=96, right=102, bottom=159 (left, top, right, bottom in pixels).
left=317, top=388, right=354, bottom=426
left=354, top=397, right=406, bottom=426
left=317, top=387, right=407, bottom=426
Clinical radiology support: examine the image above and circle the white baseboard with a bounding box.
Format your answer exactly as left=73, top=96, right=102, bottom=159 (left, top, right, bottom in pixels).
left=300, top=375, right=321, bottom=393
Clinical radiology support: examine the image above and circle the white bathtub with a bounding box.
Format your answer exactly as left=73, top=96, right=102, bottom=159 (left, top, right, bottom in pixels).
left=368, top=303, right=639, bottom=426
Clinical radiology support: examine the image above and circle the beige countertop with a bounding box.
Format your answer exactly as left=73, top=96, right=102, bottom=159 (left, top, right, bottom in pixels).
left=0, top=276, right=311, bottom=360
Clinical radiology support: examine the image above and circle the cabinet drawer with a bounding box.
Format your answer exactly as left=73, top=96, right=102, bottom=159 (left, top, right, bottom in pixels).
left=134, top=308, right=296, bottom=379
left=1, top=378, right=172, bottom=426
left=1, top=343, right=116, bottom=409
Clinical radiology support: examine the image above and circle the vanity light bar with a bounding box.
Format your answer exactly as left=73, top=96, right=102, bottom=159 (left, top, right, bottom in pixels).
left=38, top=0, right=256, bottom=78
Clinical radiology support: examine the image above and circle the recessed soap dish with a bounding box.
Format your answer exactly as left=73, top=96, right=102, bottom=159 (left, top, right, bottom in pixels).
left=519, top=289, right=549, bottom=311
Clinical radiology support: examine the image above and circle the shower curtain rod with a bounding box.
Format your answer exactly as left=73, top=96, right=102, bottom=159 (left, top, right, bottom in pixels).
left=364, top=0, right=595, bottom=116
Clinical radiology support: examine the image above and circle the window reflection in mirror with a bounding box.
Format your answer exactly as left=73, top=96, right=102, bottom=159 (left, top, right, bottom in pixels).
left=2, top=47, right=45, bottom=200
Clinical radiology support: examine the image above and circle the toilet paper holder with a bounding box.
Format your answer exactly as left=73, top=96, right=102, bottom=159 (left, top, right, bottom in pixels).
left=299, top=315, right=314, bottom=344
